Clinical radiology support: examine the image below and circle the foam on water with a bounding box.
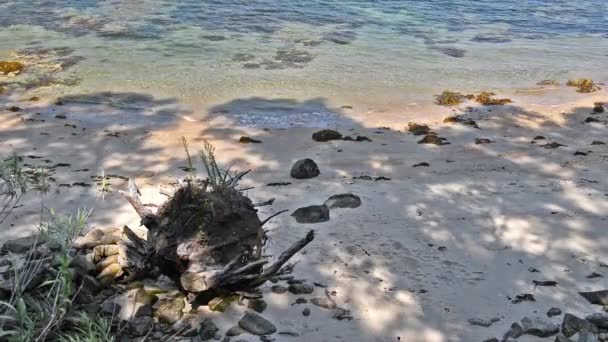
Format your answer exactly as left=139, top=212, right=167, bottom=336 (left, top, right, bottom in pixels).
left=1, top=1, right=607, bottom=126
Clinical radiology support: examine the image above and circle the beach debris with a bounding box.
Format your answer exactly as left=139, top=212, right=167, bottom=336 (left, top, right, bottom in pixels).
left=541, top=142, right=566, bottom=149
left=521, top=316, right=559, bottom=337
left=443, top=115, right=480, bottom=128
left=511, top=293, right=535, bottom=303
left=343, top=135, right=373, bottom=142
left=291, top=205, right=330, bottom=224
left=537, top=79, right=560, bottom=86
left=0, top=60, right=25, bottom=75
left=579, top=290, right=608, bottom=305
left=418, top=134, right=449, bottom=145
left=548, top=308, right=563, bottom=317
left=312, top=129, right=343, bottom=142
left=593, top=102, right=605, bottom=113
left=238, top=311, right=277, bottom=336
left=475, top=92, right=512, bottom=105
left=475, top=138, right=494, bottom=144
left=290, top=158, right=320, bottom=179
left=324, top=193, right=362, bottom=209
left=239, top=136, right=262, bottom=144
left=266, top=182, right=291, bottom=187
left=435, top=91, right=473, bottom=106
left=407, top=122, right=432, bottom=135
left=412, top=162, right=430, bottom=167
left=567, top=78, right=600, bottom=93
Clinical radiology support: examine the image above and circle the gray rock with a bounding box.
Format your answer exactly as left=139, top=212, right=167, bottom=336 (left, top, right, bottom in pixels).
left=288, top=283, right=314, bottom=295
left=70, top=253, right=97, bottom=274
left=563, top=313, right=596, bottom=337
left=580, top=290, right=608, bottom=306
left=310, top=297, right=336, bottom=309
left=468, top=318, right=493, bottom=327
left=291, top=205, right=329, bottom=224
left=548, top=308, right=563, bottom=317
left=155, top=297, right=185, bottom=325
left=290, top=159, right=320, bottom=179
left=521, top=316, right=559, bottom=337
left=129, top=316, right=154, bottom=337
left=333, top=307, right=353, bottom=320
left=503, top=322, right=524, bottom=340
left=101, top=295, right=122, bottom=316
left=247, top=298, right=267, bottom=313
left=324, top=194, right=362, bottom=209
left=226, top=326, right=246, bottom=336
left=302, top=308, right=310, bottom=316
left=199, top=318, right=219, bottom=341
left=312, top=130, right=342, bottom=142
left=271, top=285, right=288, bottom=294
left=555, top=335, right=575, bottom=342
left=238, top=311, right=277, bottom=336
left=578, top=332, right=599, bottom=342
left=587, top=313, right=608, bottom=329
left=0, top=235, right=46, bottom=254
left=483, top=339, right=498, bottom=342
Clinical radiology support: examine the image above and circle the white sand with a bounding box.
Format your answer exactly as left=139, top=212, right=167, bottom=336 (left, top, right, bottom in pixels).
left=1, top=87, right=607, bottom=341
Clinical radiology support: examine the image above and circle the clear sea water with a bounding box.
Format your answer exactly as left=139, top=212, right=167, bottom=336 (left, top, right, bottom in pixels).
left=1, top=1, right=607, bottom=125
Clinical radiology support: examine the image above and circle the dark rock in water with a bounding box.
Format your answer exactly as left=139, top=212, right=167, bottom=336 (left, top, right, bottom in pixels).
left=503, top=322, right=524, bottom=339
left=471, top=34, right=512, bottom=43
left=512, top=293, right=535, bottom=303
left=591, top=140, right=606, bottom=145
left=8, top=106, right=21, bottom=112
left=242, top=63, right=261, bottom=69
left=355, top=135, right=372, bottom=142
left=129, top=316, right=154, bottom=337
left=533, top=280, right=558, bottom=287
left=574, top=151, right=589, bottom=156
left=521, top=316, right=559, bottom=337
left=584, top=117, right=601, bottom=123
left=274, top=48, right=314, bottom=68
left=266, top=182, right=291, bottom=187
left=443, top=115, right=479, bottom=128
left=247, top=298, right=267, bottom=313
left=475, top=138, right=494, bottom=144
left=468, top=318, right=494, bottom=327
left=1, top=235, right=47, bottom=254
left=587, top=272, right=603, bottom=278
left=55, top=114, right=67, bottom=119
left=323, top=30, right=357, bottom=45
left=593, top=102, right=605, bottom=113
left=418, top=134, right=449, bottom=145
left=291, top=205, right=329, bottom=223
left=302, top=308, right=311, bottom=316
left=238, top=311, right=277, bottom=336
left=374, top=176, right=391, bottom=181
left=534, top=135, right=546, bottom=140
left=547, top=308, right=562, bottom=317
left=199, top=318, right=219, bottom=341
left=324, top=193, right=361, bottom=209
left=312, top=129, right=343, bottom=142
left=288, top=283, right=314, bottom=295
left=437, top=46, right=466, bottom=58
left=332, top=307, right=353, bottom=320
left=232, top=53, right=255, bottom=62
left=586, top=313, right=608, bottom=328
left=579, top=290, right=608, bottom=305
left=542, top=142, right=567, bottom=149
left=290, top=159, right=320, bottom=179
left=555, top=335, right=575, bottom=342
left=412, top=162, right=430, bottom=167
left=203, top=35, right=226, bottom=41
left=239, top=136, right=262, bottom=144
left=407, top=122, right=432, bottom=135
left=562, top=313, right=595, bottom=337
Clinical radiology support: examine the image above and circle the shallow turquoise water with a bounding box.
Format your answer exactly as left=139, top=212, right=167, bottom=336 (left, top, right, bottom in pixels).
left=1, top=1, right=607, bottom=125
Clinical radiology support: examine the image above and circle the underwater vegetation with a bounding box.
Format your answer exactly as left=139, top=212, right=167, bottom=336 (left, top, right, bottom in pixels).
left=475, top=92, right=512, bottom=105
left=435, top=91, right=473, bottom=106
left=566, top=78, right=600, bottom=93
left=0, top=61, right=25, bottom=75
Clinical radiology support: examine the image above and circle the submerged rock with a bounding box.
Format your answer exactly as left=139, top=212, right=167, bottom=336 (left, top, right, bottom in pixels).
left=547, top=308, right=563, bottom=317
left=288, top=283, right=314, bottom=295
left=503, top=322, right=524, bottom=340
left=593, top=102, right=605, bottom=113
left=238, top=311, right=277, bottom=336
left=291, top=205, right=329, bottom=223
left=290, top=159, right=320, bottom=179
left=562, top=313, right=595, bottom=337
left=579, top=290, right=608, bottom=305
left=324, top=194, right=361, bottom=209
left=586, top=313, right=608, bottom=328
left=312, top=129, right=343, bottom=142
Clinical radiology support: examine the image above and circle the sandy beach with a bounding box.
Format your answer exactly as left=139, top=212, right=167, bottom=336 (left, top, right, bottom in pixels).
left=2, top=83, right=607, bottom=341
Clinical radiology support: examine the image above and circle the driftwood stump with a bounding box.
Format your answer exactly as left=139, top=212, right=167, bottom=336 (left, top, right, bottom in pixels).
left=119, top=178, right=314, bottom=300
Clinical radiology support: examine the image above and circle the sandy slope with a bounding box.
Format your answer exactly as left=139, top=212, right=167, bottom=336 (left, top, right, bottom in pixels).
left=1, top=87, right=607, bottom=341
